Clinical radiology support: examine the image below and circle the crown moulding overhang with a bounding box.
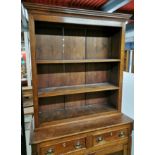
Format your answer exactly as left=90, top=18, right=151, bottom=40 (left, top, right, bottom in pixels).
left=23, top=2, right=132, bottom=21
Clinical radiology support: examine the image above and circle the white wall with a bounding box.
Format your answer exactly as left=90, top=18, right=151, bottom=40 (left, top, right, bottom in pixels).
left=122, top=72, right=134, bottom=119
left=122, top=72, right=134, bottom=155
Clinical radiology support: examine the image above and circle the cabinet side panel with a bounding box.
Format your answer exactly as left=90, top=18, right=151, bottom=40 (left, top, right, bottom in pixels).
left=109, top=64, right=119, bottom=85
left=110, top=26, right=124, bottom=111
left=111, top=30, right=121, bottom=59
left=29, top=15, right=39, bottom=127
left=108, top=91, right=118, bottom=108
left=118, top=25, right=125, bottom=111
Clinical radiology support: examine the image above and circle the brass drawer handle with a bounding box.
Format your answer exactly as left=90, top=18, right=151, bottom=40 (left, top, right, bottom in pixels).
left=110, top=132, right=113, bottom=136
left=45, top=148, right=54, bottom=155
left=96, top=136, right=104, bottom=143
left=62, top=142, right=66, bottom=147
left=119, top=131, right=125, bottom=138
left=75, top=141, right=82, bottom=149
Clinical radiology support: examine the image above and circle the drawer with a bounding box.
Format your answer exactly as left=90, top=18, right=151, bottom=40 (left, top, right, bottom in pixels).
left=41, top=138, right=86, bottom=155
left=93, top=128, right=128, bottom=146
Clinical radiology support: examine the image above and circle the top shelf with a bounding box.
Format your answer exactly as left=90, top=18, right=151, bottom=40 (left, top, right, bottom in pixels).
left=36, top=59, right=120, bottom=64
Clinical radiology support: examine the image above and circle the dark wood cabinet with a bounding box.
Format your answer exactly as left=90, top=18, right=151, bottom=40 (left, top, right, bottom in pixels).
left=24, top=2, right=133, bottom=155
left=90, top=143, right=128, bottom=155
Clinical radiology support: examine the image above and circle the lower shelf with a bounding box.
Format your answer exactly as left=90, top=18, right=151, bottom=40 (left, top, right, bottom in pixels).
left=39, top=103, right=116, bottom=124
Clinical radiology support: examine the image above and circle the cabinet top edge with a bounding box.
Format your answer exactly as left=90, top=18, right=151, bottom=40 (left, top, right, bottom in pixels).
left=30, top=113, right=133, bottom=145
left=23, top=2, right=131, bottom=21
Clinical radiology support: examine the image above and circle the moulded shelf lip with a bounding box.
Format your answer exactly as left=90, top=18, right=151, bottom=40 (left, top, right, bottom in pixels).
left=36, top=59, right=120, bottom=64
left=38, top=82, right=119, bottom=98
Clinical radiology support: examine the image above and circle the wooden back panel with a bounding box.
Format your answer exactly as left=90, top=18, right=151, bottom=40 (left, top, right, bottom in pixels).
left=35, top=22, right=63, bottom=60
left=31, top=19, right=123, bottom=127
left=37, top=63, right=119, bottom=90
left=38, top=90, right=117, bottom=124
left=37, top=64, right=65, bottom=88
left=64, top=27, right=85, bottom=60
left=86, top=29, right=109, bottom=59
left=64, top=64, right=85, bottom=86
left=86, top=63, right=111, bottom=84
left=35, top=22, right=121, bottom=61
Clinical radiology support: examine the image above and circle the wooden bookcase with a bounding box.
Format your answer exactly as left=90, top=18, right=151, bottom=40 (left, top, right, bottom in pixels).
left=32, top=18, right=125, bottom=128
left=24, top=3, right=133, bottom=155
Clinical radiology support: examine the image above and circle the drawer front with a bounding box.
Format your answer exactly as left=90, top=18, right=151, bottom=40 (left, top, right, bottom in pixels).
left=41, top=138, right=86, bottom=155
left=93, top=128, right=128, bottom=146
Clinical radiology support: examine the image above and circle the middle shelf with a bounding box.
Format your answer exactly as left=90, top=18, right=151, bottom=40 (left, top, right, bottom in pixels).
left=36, top=59, right=120, bottom=64
left=38, top=82, right=119, bottom=97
